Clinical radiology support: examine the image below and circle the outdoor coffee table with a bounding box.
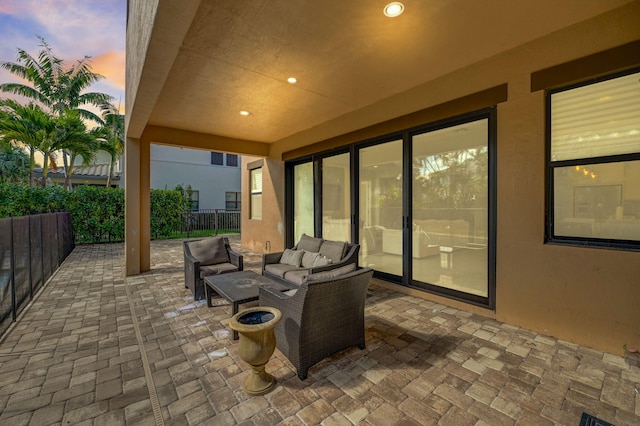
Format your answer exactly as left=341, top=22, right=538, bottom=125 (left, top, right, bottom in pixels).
left=204, top=270, right=293, bottom=339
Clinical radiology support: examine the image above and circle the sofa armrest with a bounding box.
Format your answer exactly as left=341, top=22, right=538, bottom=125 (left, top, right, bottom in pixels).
left=262, top=251, right=283, bottom=269
left=307, top=243, right=360, bottom=274
left=259, top=284, right=306, bottom=323
left=183, top=244, right=201, bottom=291
left=227, top=248, right=243, bottom=270
left=259, top=285, right=290, bottom=302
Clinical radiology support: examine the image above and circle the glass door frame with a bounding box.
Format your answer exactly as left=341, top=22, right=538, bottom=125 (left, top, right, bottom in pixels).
left=284, top=107, right=496, bottom=309
left=354, top=134, right=408, bottom=283
left=405, top=108, right=497, bottom=309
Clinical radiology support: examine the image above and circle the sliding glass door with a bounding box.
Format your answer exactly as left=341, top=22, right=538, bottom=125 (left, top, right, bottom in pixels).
left=293, top=162, right=314, bottom=243
left=359, top=140, right=403, bottom=276
left=322, top=153, right=351, bottom=242
left=412, top=118, right=489, bottom=297
left=286, top=109, right=494, bottom=307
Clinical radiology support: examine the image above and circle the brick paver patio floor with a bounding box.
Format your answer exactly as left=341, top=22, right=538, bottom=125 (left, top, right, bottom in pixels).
left=0, top=236, right=638, bottom=425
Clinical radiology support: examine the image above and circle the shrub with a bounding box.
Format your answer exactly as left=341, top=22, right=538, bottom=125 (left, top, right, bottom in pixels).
left=150, top=189, right=187, bottom=239
left=66, top=186, right=124, bottom=243
left=0, top=183, right=191, bottom=243
left=0, top=183, right=66, bottom=216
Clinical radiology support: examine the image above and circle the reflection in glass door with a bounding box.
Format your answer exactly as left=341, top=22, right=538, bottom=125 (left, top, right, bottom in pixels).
left=359, top=140, right=403, bottom=276
left=412, top=119, right=489, bottom=297
left=322, top=153, right=351, bottom=242
left=293, top=162, right=314, bottom=242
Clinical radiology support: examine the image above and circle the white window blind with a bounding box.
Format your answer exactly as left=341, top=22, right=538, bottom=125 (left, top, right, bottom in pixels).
left=251, top=168, right=262, bottom=193
left=550, top=71, right=640, bottom=162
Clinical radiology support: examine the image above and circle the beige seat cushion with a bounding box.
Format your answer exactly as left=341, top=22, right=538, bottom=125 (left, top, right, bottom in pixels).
left=283, top=270, right=308, bottom=285
left=187, top=237, right=229, bottom=266
left=304, top=263, right=356, bottom=283
left=199, top=263, right=238, bottom=278
left=264, top=263, right=301, bottom=278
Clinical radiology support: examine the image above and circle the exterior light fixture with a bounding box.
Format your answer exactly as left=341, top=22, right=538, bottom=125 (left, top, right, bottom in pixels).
left=384, top=2, right=404, bottom=17
left=239, top=110, right=250, bottom=116
left=287, top=77, right=297, bottom=84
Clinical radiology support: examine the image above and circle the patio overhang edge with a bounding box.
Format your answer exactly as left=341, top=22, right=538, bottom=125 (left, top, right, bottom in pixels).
left=141, top=125, right=271, bottom=158
left=278, top=83, right=508, bottom=161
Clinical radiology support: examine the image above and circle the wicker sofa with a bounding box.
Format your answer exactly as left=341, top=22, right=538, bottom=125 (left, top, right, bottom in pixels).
left=183, top=236, right=243, bottom=300
left=259, top=266, right=374, bottom=379
left=261, top=234, right=360, bottom=286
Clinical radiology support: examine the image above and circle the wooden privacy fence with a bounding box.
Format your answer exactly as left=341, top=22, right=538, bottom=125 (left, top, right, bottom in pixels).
left=0, top=212, right=74, bottom=337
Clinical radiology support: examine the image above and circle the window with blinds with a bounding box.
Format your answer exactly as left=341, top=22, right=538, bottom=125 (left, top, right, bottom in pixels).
left=550, top=71, right=640, bottom=161
left=547, top=68, right=640, bottom=248
left=250, top=168, right=262, bottom=220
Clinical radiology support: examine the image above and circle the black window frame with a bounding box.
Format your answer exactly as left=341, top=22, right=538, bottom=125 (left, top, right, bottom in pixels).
left=226, top=154, right=238, bottom=167
left=545, top=67, right=640, bottom=251
left=225, top=191, right=241, bottom=210
left=190, top=190, right=199, bottom=211
left=211, top=152, right=223, bottom=165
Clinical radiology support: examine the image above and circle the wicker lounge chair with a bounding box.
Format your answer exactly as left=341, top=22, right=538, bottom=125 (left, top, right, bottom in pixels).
left=183, top=236, right=243, bottom=300
left=259, top=266, right=374, bottom=380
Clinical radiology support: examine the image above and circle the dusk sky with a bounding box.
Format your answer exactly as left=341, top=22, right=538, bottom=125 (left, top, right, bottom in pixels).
left=0, top=0, right=126, bottom=112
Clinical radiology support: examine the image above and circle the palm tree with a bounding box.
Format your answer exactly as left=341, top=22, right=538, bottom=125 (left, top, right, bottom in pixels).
left=0, top=37, right=115, bottom=187
left=0, top=36, right=113, bottom=121
left=98, top=103, right=124, bottom=187
left=55, top=111, right=99, bottom=190
left=0, top=99, right=55, bottom=186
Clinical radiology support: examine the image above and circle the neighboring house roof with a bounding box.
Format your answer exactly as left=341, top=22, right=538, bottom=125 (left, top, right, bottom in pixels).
left=34, top=164, right=121, bottom=180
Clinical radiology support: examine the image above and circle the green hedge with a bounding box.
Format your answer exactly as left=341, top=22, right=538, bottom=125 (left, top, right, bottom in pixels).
left=0, top=183, right=189, bottom=243
left=0, top=183, right=67, bottom=216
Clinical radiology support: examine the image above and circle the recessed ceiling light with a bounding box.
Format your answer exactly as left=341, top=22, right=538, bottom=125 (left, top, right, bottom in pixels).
left=239, top=110, right=250, bottom=116
left=383, top=2, right=404, bottom=17
left=287, top=77, right=297, bottom=84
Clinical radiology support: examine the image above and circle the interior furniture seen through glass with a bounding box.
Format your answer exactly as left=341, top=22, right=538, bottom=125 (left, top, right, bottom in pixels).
left=359, top=140, right=403, bottom=276
left=412, top=119, right=489, bottom=297
left=322, top=153, right=351, bottom=242
left=293, top=162, right=314, bottom=243
left=549, top=70, right=640, bottom=245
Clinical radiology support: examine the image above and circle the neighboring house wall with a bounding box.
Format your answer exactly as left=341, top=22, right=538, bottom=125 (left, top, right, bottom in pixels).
left=240, top=8, right=640, bottom=354
left=150, top=145, right=241, bottom=210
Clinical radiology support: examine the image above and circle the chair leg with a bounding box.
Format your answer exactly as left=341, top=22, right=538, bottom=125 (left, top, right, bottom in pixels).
left=297, top=369, right=308, bottom=380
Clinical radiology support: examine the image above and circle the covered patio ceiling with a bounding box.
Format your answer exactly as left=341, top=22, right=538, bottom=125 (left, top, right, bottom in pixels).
left=126, top=0, right=632, bottom=158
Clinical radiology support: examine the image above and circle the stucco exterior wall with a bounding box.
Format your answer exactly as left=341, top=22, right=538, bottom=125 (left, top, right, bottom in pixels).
left=125, top=0, right=158, bottom=133
left=241, top=157, right=286, bottom=254
left=242, top=4, right=640, bottom=354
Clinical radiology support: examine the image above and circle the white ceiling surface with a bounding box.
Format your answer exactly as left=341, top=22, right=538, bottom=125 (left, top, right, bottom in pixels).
left=147, top=0, right=631, bottom=146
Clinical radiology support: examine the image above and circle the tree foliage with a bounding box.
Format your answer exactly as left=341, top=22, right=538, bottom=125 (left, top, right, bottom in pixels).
left=0, top=37, right=119, bottom=188
left=0, top=145, right=30, bottom=183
